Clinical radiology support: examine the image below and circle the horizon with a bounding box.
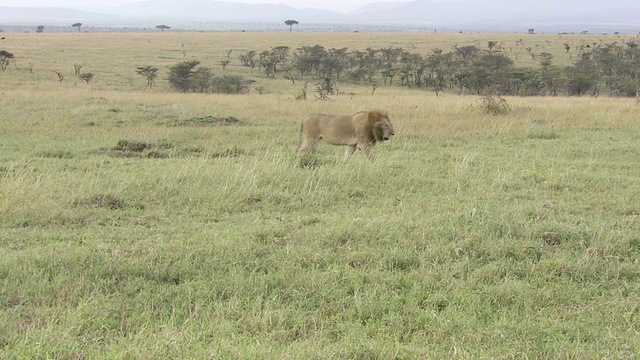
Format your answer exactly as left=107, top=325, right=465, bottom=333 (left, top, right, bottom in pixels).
left=1, top=0, right=637, bottom=34
left=0, top=0, right=415, bottom=13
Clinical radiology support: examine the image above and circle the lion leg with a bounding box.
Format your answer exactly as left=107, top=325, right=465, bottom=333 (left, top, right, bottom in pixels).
left=358, top=144, right=374, bottom=160
left=298, top=139, right=318, bottom=153
left=344, top=145, right=357, bottom=160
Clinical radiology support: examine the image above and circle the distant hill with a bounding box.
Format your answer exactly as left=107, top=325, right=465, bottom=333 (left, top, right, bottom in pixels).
left=1, top=0, right=639, bottom=33
left=97, top=0, right=339, bottom=22
left=359, top=0, right=640, bottom=28
left=0, top=6, right=121, bottom=24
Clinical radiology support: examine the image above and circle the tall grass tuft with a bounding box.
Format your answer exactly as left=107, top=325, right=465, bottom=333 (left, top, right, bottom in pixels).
left=478, top=94, right=511, bottom=115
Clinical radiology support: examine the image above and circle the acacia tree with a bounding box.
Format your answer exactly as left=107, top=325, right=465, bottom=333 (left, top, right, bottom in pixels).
left=0, top=50, right=14, bottom=71
left=136, top=65, right=159, bottom=88
left=465, top=53, right=514, bottom=94
left=156, top=25, right=171, bottom=32
left=211, top=75, right=246, bottom=94
left=168, top=60, right=201, bottom=92
left=454, top=45, right=480, bottom=64
left=565, top=59, right=599, bottom=96
left=239, top=40, right=638, bottom=97
left=192, top=67, right=214, bottom=92
left=284, top=19, right=298, bottom=32
left=538, top=52, right=560, bottom=95
left=425, top=53, right=451, bottom=95
left=314, top=77, right=333, bottom=100
left=78, top=72, right=94, bottom=84
left=258, top=46, right=289, bottom=77
left=238, top=50, right=257, bottom=73
left=53, top=70, right=65, bottom=82
left=71, top=23, right=82, bottom=32
left=380, top=67, right=398, bottom=85
left=293, top=45, right=327, bottom=77
left=73, top=63, right=83, bottom=76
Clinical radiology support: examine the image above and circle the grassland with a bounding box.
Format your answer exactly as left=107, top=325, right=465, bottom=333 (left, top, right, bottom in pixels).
left=1, top=32, right=640, bottom=358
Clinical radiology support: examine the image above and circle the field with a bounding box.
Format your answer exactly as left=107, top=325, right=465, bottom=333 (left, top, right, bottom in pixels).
left=1, top=32, right=640, bottom=358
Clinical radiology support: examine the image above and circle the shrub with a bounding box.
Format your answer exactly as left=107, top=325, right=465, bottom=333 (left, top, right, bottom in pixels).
left=211, top=75, right=246, bottom=94
left=168, top=60, right=200, bottom=92
left=479, top=94, right=510, bottom=115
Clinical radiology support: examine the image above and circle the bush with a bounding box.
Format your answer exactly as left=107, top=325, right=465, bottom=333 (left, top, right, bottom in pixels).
left=168, top=60, right=200, bottom=92
left=479, top=94, right=511, bottom=115
left=211, top=75, right=246, bottom=94
left=616, top=78, right=640, bottom=97
left=168, top=60, right=247, bottom=94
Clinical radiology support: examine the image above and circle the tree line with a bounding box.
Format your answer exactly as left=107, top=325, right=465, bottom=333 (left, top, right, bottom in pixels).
left=238, top=40, right=640, bottom=97
left=3, top=37, right=638, bottom=97
left=137, top=60, right=250, bottom=94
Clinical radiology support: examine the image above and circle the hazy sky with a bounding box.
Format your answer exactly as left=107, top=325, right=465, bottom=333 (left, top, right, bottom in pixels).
left=0, top=0, right=427, bottom=13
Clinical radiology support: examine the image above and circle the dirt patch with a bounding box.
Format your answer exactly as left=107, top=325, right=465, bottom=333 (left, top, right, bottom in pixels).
left=106, top=140, right=167, bottom=158
left=213, top=146, right=247, bottom=158
left=114, top=140, right=153, bottom=152
left=166, top=115, right=244, bottom=127
left=76, top=194, right=125, bottom=210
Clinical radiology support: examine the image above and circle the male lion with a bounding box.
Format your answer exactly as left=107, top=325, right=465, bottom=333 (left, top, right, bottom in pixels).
left=297, top=110, right=395, bottom=160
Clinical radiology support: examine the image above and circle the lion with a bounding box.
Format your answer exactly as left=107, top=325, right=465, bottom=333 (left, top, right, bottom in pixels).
left=297, top=110, right=395, bottom=160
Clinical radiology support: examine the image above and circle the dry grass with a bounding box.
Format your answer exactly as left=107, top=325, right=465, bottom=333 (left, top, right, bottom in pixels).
left=1, top=32, right=640, bottom=358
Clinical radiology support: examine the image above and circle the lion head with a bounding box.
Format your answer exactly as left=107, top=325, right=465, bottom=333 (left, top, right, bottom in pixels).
left=364, top=110, right=395, bottom=143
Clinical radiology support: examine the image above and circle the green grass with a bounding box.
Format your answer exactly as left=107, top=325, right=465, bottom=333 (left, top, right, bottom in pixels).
left=1, top=32, right=640, bottom=358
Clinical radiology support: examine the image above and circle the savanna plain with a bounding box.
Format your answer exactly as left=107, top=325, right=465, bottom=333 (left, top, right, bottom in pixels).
left=1, top=31, right=640, bottom=358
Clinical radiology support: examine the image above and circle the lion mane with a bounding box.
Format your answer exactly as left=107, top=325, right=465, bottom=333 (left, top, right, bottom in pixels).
left=297, top=110, right=395, bottom=160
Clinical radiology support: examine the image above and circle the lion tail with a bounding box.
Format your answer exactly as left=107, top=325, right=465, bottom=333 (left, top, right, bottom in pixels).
left=297, top=121, right=303, bottom=150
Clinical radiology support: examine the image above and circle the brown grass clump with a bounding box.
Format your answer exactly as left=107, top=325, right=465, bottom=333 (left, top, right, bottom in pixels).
left=107, top=140, right=166, bottom=158
left=77, top=194, right=125, bottom=210
left=166, top=115, right=244, bottom=126
left=478, top=94, right=511, bottom=115
left=115, top=140, right=153, bottom=152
